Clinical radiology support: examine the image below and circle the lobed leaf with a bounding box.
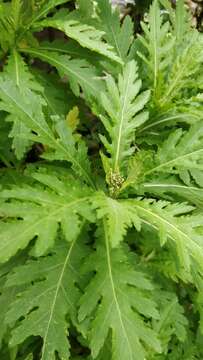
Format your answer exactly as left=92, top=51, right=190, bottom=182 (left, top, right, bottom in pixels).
left=99, top=60, right=150, bottom=177
left=40, top=9, right=123, bottom=64
left=5, top=239, right=87, bottom=360
left=0, top=172, right=94, bottom=261
left=79, top=226, right=161, bottom=360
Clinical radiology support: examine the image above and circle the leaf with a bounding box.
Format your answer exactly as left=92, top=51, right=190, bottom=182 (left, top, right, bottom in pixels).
left=159, top=0, right=191, bottom=43
left=5, top=238, right=87, bottom=360
left=0, top=112, right=16, bottom=167
left=99, top=60, right=150, bottom=176
left=159, top=31, right=203, bottom=107
left=0, top=285, right=17, bottom=345
left=122, top=150, right=154, bottom=189
left=76, top=0, right=94, bottom=19
left=33, top=39, right=102, bottom=67
left=10, top=0, right=22, bottom=31
left=96, top=0, right=134, bottom=61
left=193, top=272, right=203, bottom=339
left=0, top=252, right=26, bottom=345
left=173, top=0, right=190, bottom=43
left=66, top=106, right=80, bottom=131
left=92, top=192, right=141, bottom=247
left=32, top=69, right=73, bottom=117
left=153, top=291, right=188, bottom=352
left=130, top=198, right=203, bottom=276
left=2, top=51, right=43, bottom=159
left=0, top=1, right=203, bottom=358
left=0, top=2, right=18, bottom=51
left=21, top=46, right=104, bottom=100
left=166, top=334, right=201, bottom=360
left=140, top=0, right=203, bottom=108
left=44, top=119, right=95, bottom=188
left=23, top=0, right=71, bottom=30
left=0, top=71, right=94, bottom=186
left=0, top=171, right=94, bottom=262
left=79, top=226, right=161, bottom=360
left=137, top=107, right=202, bottom=137
left=24, top=355, right=33, bottom=360
left=0, top=61, right=54, bottom=145
left=143, top=176, right=203, bottom=207
left=144, top=123, right=203, bottom=184
left=40, top=10, right=123, bottom=64
left=138, top=0, right=174, bottom=94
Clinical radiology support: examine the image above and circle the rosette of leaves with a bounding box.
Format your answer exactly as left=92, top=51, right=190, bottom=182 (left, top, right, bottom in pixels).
left=0, top=1, right=203, bottom=360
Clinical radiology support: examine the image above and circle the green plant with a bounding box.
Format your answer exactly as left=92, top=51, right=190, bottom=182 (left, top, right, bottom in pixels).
left=0, top=0, right=203, bottom=359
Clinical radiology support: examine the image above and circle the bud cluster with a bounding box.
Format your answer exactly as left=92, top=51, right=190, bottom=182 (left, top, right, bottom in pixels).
left=108, top=169, right=125, bottom=197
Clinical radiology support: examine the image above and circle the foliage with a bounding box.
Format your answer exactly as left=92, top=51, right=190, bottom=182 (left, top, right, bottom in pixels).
left=0, top=0, right=203, bottom=359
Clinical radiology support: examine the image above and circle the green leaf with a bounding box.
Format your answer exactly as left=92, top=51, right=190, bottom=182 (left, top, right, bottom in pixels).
left=0, top=252, right=26, bottom=345
left=0, top=2, right=18, bottom=51
left=137, top=108, right=202, bottom=137
left=40, top=10, right=123, bottom=64
left=0, top=171, right=94, bottom=261
left=160, top=0, right=191, bottom=44
left=153, top=291, right=188, bottom=352
left=43, top=119, right=95, bottom=188
left=0, top=0, right=60, bottom=51
left=159, top=32, right=203, bottom=107
left=0, top=1, right=202, bottom=358
left=5, top=238, right=87, bottom=360
left=130, top=198, right=203, bottom=277
left=99, top=60, right=150, bottom=175
left=144, top=123, right=203, bottom=184
left=121, top=150, right=154, bottom=189
left=21, top=46, right=104, bottom=100
left=138, top=0, right=174, bottom=94
left=22, top=0, right=71, bottom=31
left=194, top=272, right=203, bottom=337
left=76, top=0, right=94, bottom=19
left=32, top=69, right=73, bottom=117
left=143, top=176, right=203, bottom=207
left=174, top=0, right=190, bottom=43
left=0, top=63, right=54, bottom=145
left=92, top=192, right=141, bottom=247
left=79, top=226, right=161, bottom=360
left=24, top=355, right=33, bottom=360
left=96, top=0, right=134, bottom=61
left=140, top=0, right=202, bottom=108
left=0, top=71, right=94, bottom=186
left=166, top=336, right=201, bottom=360
left=2, top=51, right=43, bottom=159
left=33, top=39, right=101, bottom=67
left=0, top=112, right=16, bottom=168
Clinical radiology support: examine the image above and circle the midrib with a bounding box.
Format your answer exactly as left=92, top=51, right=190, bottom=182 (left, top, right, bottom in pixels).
left=0, top=84, right=94, bottom=187
left=41, top=237, right=77, bottom=359
left=104, top=220, right=133, bottom=360
left=0, top=197, right=88, bottom=255
left=114, top=71, right=131, bottom=172
left=134, top=203, right=203, bottom=261
left=144, top=148, right=203, bottom=176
